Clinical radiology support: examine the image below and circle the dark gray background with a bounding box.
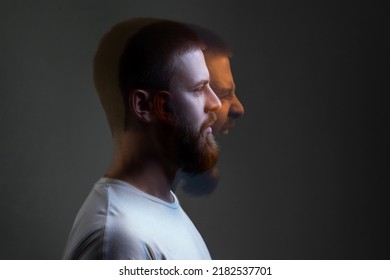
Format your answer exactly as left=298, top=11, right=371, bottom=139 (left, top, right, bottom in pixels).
left=1, top=0, right=389, bottom=259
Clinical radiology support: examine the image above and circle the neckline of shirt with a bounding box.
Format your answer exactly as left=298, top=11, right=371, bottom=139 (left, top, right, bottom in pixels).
left=98, top=177, right=180, bottom=209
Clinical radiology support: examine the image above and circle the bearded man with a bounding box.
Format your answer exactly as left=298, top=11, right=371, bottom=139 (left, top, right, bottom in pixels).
left=63, top=19, right=221, bottom=259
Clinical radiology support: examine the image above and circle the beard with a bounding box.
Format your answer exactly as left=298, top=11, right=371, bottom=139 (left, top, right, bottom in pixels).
left=172, top=111, right=219, bottom=175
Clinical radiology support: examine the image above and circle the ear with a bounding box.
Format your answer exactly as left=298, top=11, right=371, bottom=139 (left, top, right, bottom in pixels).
left=130, top=89, right=153, bottom=123
left=153, top=90, right=173, bottom=124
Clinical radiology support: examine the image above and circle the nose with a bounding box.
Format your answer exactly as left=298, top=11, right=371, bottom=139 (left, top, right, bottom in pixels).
left=205, top=84, right=222, bottom=112
left=228, top=94, right=244, bottom=119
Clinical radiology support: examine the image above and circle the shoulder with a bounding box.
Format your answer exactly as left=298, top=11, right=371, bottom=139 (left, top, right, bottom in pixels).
left=63, top=179, right=155, bottom=259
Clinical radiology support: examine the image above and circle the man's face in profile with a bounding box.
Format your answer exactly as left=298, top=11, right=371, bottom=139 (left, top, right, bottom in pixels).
left=205, top=53, right=244, bottom=135
left=168, top=49, right=221, bottom=174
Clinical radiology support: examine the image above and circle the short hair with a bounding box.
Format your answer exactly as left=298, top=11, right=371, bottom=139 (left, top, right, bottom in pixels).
left=119, top=20, right=205, bottom=128
left=184, top=23, right=233, bottom=57
left=119, top=20, right=204, bottom=94
left=94, top=19, right=204, bottom=136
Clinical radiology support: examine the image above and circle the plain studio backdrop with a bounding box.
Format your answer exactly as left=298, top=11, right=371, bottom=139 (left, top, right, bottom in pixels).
left=0, top=0, right=389, bottom=259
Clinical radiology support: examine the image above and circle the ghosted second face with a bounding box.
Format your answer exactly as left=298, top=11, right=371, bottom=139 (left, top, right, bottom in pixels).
left=205, top=53, right=244, bottom=135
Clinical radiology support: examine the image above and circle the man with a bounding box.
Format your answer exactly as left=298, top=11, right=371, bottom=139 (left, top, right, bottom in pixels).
left=174, top=24, right=245, bottom=195
left=63, top=19, right=221, bottom=259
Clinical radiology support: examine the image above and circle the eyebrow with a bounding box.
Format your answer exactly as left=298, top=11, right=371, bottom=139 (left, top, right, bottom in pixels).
left=212, top=85, right=234, bottom=95
left=192, top=79, right=209, bottom=88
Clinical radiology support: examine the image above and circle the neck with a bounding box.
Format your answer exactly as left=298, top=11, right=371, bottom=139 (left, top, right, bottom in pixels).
left=105, top=129, right=178, bottom=202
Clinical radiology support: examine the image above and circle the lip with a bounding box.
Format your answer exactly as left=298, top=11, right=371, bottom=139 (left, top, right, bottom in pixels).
left=205, top=127, right=213, bottom=134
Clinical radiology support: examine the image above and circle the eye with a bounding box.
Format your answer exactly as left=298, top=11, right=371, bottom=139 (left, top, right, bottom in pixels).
left=216, top=90, right=233, bottom=99
left=195, top=87, right=203, bottom=93
left=194, top=84, right=206, bottom=95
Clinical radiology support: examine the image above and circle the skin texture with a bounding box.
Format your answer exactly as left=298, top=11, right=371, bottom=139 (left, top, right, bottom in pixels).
left=205, top=53, right=244, bottom=135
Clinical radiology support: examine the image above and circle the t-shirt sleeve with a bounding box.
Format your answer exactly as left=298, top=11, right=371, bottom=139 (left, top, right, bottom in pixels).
left=63, top=227, right=103, bottom=259
left=64, top=225, right=156, bottom=260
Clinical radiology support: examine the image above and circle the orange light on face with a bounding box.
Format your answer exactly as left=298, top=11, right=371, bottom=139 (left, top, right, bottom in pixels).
left=205, top=53, right=244, bottom=136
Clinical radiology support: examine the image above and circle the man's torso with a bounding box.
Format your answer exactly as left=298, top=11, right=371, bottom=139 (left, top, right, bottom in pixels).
left=63, top=177, right=211, bottom=260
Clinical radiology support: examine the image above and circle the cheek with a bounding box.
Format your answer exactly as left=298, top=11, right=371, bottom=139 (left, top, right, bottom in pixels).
left=174, top=96, right=206, bottom=127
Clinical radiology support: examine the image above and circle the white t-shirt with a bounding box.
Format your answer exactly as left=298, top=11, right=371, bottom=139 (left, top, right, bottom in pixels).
left=63, top=177, right=211, bottom=259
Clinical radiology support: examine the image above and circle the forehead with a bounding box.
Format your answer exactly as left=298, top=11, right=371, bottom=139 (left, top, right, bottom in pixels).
left=204, top=54, right=234, bottom=88
left=171, top=49, right=209, bottom=88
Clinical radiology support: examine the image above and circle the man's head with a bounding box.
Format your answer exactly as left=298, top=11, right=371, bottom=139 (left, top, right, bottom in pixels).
left=95, top=19, right=221, bottom=174
left=186, top=24, right=244, bottom=135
